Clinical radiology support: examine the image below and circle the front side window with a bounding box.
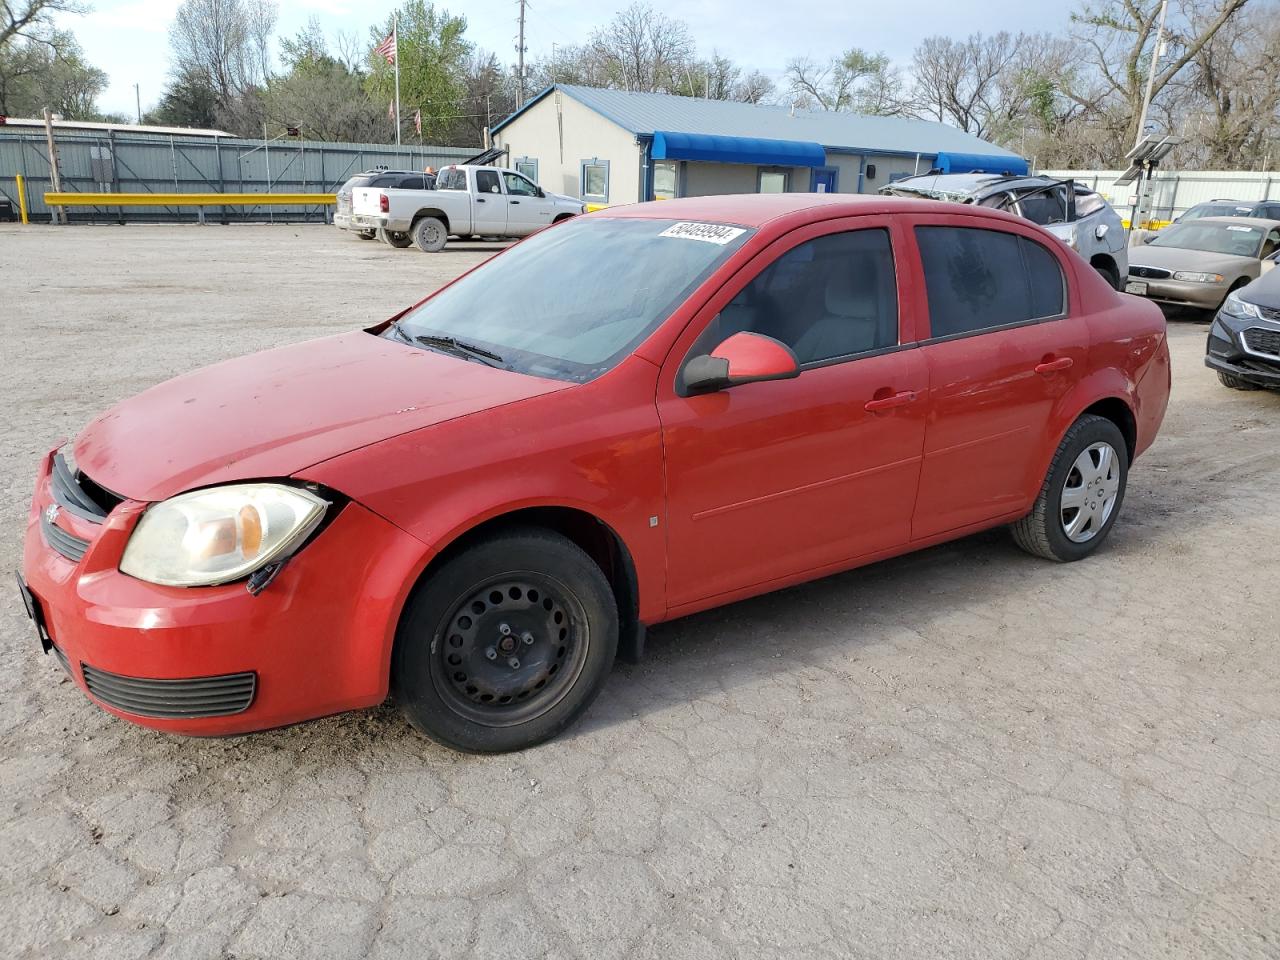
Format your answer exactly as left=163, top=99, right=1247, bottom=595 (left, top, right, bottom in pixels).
left=915, top=226, right=1066, bottom=339
left=503, top=171, right=538, bottom=196
left=581, top=161, right=609, bottom=202
left=758, top=169, right=789, bottom=193
left=475, top=170, right=502, bottom=194
left=1015, top=187, right=1068, bottom=225
left=393, top=217, right=752, bottom=382
left=692, top=229, right=898, bottom=367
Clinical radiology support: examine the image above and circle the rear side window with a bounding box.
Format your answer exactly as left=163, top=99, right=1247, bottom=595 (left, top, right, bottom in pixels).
left=437, top=168, right=467, bottom=191
left=915, top=226, right=1066, bottom=339
left=1015, top=187, right=1067, bottom=225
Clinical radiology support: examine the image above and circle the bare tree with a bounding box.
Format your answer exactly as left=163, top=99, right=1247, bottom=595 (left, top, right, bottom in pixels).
left=785, top=49, right=903, bottom=114
left=1, top=0, right=84, bottom=48
left=168, top=0, right=277, bottom=104
left=588, top=2, right=694, bottom=93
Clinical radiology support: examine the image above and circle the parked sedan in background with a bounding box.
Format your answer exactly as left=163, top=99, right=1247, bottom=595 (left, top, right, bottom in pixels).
left=880, top=173, right=1128, bottom=288
left=1127, top=217, right=1280, bottom=315
left=19, top=195, right=1169, bottom=753
left=1205, top=266, right=1280, bottom=391
left=1176, top=199, right=1280, bottom=223
left=335, top=169, right=436, bottom=240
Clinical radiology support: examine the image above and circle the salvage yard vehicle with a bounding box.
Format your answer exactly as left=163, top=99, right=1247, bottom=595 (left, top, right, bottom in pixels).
left=19, top=194, right=1170, bottom=753
left=880, top=172, right=1129, bottom=289
left=1205, top=265, right=1280, bottom=391
left=350, top=163, right=585, bottom=252
left=334, top=169, right=434, bottom=240
left=1175, top=199, right=1280, bottom=223
left=1126, top=217, right=1280, bottom=315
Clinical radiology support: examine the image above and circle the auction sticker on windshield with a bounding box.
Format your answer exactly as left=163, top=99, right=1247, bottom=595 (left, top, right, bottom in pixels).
left=659, top=222, right=747, bottom=245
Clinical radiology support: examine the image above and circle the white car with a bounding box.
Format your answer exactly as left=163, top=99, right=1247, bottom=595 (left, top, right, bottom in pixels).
left=351, top=164, right=585, bottom=252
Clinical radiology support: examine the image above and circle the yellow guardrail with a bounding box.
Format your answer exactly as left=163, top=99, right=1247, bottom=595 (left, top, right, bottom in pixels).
left=43, top=192, right=336, bottom=206
left=1122, top=219, right=1172, bottom=231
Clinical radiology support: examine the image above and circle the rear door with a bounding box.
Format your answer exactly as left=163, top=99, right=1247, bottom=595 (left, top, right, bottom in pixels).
left=471, top=169, right=507, bottom=234
left=904, top=216, right=1087, bottom=539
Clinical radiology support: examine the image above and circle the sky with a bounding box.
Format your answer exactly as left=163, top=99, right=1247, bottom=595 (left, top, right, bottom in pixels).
left=63, top=0, right=1075, bottom=121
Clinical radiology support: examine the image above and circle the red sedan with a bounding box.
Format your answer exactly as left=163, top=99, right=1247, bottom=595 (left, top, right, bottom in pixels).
left=19, top=195, right=1170, bottom=752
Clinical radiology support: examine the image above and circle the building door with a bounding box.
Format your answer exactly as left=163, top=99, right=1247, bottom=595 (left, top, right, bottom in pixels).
left=811, top=167, right=838, bottom=194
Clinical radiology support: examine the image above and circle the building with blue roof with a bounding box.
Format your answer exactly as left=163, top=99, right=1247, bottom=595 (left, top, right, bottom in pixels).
left=490, top=84, right=1028, bottom=206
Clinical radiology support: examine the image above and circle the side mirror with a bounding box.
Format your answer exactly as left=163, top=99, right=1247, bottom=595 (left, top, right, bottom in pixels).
left=536, top=187, right=546, bottom=198
left=681, top=332, right=800, bottom=394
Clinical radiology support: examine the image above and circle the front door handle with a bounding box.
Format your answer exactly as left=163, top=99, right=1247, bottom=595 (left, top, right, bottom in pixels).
left=864, top=390, right=917, bottom=413
left=476, top=198, right=486, bottom=203
left=509, top=199, right=521, bottom=204
left=1034, top=357, right=1074, bottom=374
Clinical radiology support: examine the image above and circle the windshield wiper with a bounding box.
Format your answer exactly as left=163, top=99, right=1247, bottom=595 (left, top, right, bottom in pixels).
left=414, top=334, right=505, bottom=367
left=387, top=319, right=413, bottom=343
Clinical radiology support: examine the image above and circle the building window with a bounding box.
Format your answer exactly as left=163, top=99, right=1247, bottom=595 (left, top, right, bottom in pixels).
left=581, top=159, right=610, bottom=203
left=653, top=161, right=679, bottom=200
left=757, top=168, right=789, bottom=193
left=514, top=157, right=538, bottom=182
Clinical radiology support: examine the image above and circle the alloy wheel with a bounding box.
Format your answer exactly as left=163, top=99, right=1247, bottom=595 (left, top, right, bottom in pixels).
left=1060, top=441, right=1121, bottom=543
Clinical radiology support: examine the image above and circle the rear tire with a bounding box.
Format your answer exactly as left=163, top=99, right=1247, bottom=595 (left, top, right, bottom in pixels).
left=412, top=216, right=448, bottom=253
left=392, top=529, right=618, bottom=753
left=1217, top=371, right=1259, bottom=390
left=1093, top=262, right=1120, bottom=290
left=1011, top=414, right=1128, bottom=562
left=377, top=228, right=413, bottom=248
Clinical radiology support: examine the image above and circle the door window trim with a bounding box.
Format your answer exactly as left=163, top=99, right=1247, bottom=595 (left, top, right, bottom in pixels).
left=911, top=223, right=1070, bottom=346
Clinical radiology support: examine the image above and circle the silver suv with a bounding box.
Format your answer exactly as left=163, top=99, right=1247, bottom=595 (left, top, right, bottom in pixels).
left=881, top=174, right=1128, bottom=289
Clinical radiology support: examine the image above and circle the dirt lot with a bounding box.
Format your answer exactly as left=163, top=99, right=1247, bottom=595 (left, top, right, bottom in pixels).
left=1, top=223, right=1277, bottom=960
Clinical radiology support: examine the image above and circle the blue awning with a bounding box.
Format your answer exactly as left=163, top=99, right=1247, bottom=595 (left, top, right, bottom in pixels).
left=935, top=151, right=1029, bottom=176
left=653, top=131, right=826, bottom=168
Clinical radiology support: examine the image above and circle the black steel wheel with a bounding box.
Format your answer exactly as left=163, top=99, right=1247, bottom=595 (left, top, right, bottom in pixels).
left=393, top=528, right=618, bottom=752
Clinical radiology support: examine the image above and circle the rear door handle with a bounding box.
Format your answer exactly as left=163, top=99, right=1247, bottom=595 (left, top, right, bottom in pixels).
left=510, top=200, right=521, bottom=204
left=1034, top=357, right=1074, bottom=374
left=864, top=390, right=917, bottom=413
left=476, top=197, right=486, bottom=203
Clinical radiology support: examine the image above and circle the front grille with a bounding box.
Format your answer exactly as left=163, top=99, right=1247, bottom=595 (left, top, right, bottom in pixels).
left=1259, top=303, right=1280, bottom=322
left=51, top=453, right=120, bottom=521
left=1243, top=327, right=1280, bottom=359
left=41, top=512, right=90, bottom=562
left=1129, top=265, right=1172, bottom=280
left=81, top=665, right=257, bottom=719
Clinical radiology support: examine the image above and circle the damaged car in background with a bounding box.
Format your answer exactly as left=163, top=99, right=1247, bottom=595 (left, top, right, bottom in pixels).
left=881, top=173, right=1128, bottom=290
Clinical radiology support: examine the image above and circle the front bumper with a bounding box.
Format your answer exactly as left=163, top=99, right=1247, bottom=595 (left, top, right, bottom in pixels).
left=1204, top=311, right=1280, bottom=388
left=1126, top=276, right=1229, bottom=310
left=20, top=448, right=429, bottom=736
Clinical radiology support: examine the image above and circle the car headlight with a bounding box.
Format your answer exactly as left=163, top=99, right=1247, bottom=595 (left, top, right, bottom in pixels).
left=120, top=483, right=328, bottom=587
left=1221, top=292, right=1264, bottom=319
left=1173, top=271, right=1224, bottom=283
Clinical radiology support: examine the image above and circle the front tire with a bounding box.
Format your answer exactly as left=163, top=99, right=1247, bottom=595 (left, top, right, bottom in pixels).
left=1011, top=414, right=1128, bottom=562
left=1093, top=262, right=1120, bottom=290
left=392, top=529, right=618, bottom=753
left=1217, top=371, right=1259, bottom=390
left=412, top=216, right=448, bottom=253
left=377, top=228, right=413, bottom=248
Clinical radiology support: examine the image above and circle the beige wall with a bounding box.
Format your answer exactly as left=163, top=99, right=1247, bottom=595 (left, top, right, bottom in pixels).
left=494, top=93, right=642, bottom=205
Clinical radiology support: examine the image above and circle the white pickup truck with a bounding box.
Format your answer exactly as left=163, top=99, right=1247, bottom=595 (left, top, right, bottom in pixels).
left=350, top=164, right=586, bottom=252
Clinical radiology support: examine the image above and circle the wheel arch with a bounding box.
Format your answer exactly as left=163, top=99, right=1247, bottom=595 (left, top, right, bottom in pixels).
left=392, top=505, right=641, bottom=670
left=1080, top=395, right=1137, bottom=463
left=1029, top=374, right=1139, bottom=510
left=1089, top=252, right=1119, bottom=287
left=411, top=208, right=451, bottom=233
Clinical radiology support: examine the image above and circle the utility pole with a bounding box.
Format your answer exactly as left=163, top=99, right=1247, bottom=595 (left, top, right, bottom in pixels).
left=134, top=84, right=142, bottom=124
left=516, top=0, right=527, bottom=109
left=1134, top=0, right=1169, bottom=151
left=43, top=108, right=67, bottom=224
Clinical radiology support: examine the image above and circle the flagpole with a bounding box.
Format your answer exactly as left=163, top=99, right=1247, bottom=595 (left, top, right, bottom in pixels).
left=393, top=14, right=401, bottom=146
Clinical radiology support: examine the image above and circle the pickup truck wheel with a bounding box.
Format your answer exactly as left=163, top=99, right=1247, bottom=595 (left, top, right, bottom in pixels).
left=377, top=228, right=413, bottom=248
left=1011, top=414, right=1128, bottom=562
left=412, top=217, right=448, bottom=253
left=393, top=529, right=618, bottom=753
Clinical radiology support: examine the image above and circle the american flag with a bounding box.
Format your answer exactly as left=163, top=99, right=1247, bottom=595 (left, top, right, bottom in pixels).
left=373, top=30, right=397, bottom=65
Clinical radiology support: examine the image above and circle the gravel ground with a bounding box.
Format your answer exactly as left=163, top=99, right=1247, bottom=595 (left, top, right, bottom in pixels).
left=2, top=223, right=1278, bottom=960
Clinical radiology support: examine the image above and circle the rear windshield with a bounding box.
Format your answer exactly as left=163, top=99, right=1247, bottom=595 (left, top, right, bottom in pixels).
left=1183, top=203, right=1255, bottom=220
left=1151, top=221, right=1265, bottom=257
left=391, top=217, right=753, bottom=382
left=338, top=175, right=373, bottom=194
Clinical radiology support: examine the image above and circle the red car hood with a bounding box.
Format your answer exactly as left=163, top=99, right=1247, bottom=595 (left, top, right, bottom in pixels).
left=75, top=331, right=568, bottom=502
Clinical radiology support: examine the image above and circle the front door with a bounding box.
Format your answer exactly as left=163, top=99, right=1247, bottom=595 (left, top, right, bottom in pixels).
left=502, top=170, right=551, bottom=234
left=472, top=168, right=508, bottom=234
left=811, top=168, right=838, bottom=194
left=906, top=217, right=1087, bottom=539
left=658, top=219, right=928, bottom=609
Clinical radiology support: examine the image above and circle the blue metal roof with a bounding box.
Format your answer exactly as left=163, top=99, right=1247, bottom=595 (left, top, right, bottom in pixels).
left=494, top=85, right=1025, bottom=162
left=653, top=131, right=826, bottom=167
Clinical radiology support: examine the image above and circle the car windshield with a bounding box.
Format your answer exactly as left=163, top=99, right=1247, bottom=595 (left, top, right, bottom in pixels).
left=1183, top=203, right=1253, bottom=220
left=1150, top=222, right=1264, bottom=257
left=391, top=217, right=754, bottom=382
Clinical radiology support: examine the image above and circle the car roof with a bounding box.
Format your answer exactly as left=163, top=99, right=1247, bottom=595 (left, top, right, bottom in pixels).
left=594, top=193, right=1027, bottom=229
left=886, top=172, right=1075, bottom=198
left=1182, top=216, right=1280, bottom=229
